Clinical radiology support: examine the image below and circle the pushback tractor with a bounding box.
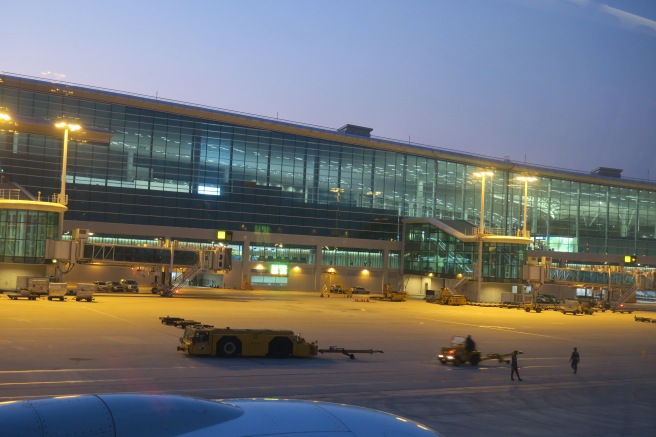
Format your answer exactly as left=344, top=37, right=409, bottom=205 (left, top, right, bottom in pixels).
left=165, top=316, right=383, bottom=359
left=178, top=326, right=319, bottom=358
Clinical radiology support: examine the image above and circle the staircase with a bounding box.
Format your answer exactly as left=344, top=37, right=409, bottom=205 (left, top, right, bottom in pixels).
left=452, top=274, right=472, bottom=292
left=616, top=283, right=639, bottom=305
left=172, top=264, right=203, bottom=289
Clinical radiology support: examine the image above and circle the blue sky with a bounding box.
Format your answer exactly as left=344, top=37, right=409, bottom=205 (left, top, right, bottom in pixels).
left=2, top=0, right=655, bottom=179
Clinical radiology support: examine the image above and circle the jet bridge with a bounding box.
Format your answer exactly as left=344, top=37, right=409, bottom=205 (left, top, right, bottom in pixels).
left=524, top=257, right=639, bottom=305
left=45, top=229, right=232, bottom=293
left=547, top=267, right=635, bottom=288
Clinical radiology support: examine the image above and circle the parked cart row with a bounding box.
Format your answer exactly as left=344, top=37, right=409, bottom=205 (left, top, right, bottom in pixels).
left=4, top=282, right=94, bottom=302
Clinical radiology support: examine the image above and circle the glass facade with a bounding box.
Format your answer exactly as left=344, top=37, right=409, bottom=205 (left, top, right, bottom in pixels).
left=2, top=74, right=656, bottom=273
left=0, top=208, right=58, bottom=263
left=250, top=244, right=315, bottom=264
left=404, top=222, right=524, bottom=282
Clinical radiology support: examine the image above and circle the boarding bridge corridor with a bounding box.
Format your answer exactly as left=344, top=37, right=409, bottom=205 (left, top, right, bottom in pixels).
left=46, top=236, right=231, bottom=291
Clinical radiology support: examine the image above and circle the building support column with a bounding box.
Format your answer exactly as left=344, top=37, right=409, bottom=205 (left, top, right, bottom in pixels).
left=382, top=249, right=389, bottom=294
left=242, top=239, right=250, bottom=289
left=314, top=245, right=323, bottom=292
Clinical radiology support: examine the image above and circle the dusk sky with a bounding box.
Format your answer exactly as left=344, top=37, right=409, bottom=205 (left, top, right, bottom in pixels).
left=2, top=0, right=655, bottom=180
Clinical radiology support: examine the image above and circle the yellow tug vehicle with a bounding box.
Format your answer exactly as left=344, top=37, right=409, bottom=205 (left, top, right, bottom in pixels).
left=438, top=336, right=519, bottom=366
left=162, top=316, right=383, bottom=359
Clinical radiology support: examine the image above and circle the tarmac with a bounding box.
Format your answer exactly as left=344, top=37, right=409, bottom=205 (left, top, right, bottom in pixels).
left=0, top=288, right=655, bottom=436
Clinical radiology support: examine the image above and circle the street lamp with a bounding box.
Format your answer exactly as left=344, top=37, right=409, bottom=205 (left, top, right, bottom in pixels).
left=515, top=176, right=537, bottom=238
left=330, top=187, right=344, bottom=202
left=473, top=170, right=494, bottom=301
left=54, top=120, right=82, bottom=237
left=366, top=190, right=381, bottom=207
left=54, top=120, right=81, bottom=206
left=1, top=112, right=109, bottom=237
left=330, top=187, right=345, bottom=237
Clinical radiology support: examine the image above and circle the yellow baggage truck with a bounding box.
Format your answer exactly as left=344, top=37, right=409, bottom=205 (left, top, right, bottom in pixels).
left=177, top=326, right=319, bottom=358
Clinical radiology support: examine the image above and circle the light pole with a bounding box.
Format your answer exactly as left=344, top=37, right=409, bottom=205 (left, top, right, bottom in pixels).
left=54, top=120, right=82, bottom=237
left=515, top=176, right=537, bottom=238
left=473, top=170, right=494, bottom=301
left=330, top=187, right=345, bottom=237
left=54, top=121, right=81, bottom=206
left=366, top=190, right=381, bottom=208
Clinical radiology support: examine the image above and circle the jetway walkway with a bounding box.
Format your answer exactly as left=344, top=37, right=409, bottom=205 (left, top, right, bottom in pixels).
left=547, top=267, right=635, bottom=288
left=47, top=236, right=232, bottom=296
left=80, top=244, right=201, bottom=266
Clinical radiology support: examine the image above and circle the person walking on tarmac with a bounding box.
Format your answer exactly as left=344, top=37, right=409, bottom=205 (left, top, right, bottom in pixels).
left=465, top=335, right=476, bottom=353
left=511, top=350, right=522, bottom=381
left=570, top=347, right=580, bottom=374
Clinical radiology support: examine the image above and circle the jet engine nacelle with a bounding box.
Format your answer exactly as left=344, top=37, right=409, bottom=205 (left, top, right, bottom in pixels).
left=0, top=394, right=441, bottom=436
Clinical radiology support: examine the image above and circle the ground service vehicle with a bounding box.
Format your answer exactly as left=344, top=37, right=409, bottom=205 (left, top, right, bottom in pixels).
left=16, top=276, right=50, bottom=296
left=6, top=289, right=39, bottom=300
left=47, top=283, right=68, bottom=301
left=120, top=279, right=139, bottom=292
left=430, top=288, right=467, bottom=305
left=446, top=294, right=467, bottom=305
left=378, top=284, right=408, bottom=301
left=178, top=325, right=320, bottom=358
left=438, top=336, right=519, bottom=366
left=523, top=299, right=561, bottom=312
left=438, top=336, right=481, bottom=365
left=379, top=291, right=408, bottom=302
left=7, top=276, right=51, bottom=300
left=611, top=302, right=633, bottom=314
left=523, top=302, right=544, bottom=312
left=525, top=295, right=561, bottom=312
left=562, top=299, right=595, bottom=315
left=151, top=282, right=167, bottom=294
left=171, top=318, right=383, bottom=359
left=75, top=283, right=95, bottom=302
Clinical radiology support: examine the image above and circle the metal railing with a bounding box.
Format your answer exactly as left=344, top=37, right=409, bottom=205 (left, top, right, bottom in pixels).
left=0, top=189, right=21, bottom=200
left=617, top=284, right=639, bottom=305
left=548, top=267, right=635, bottom=287
left=0, top=188, right=66, bottom=204
left=171, top=264, right=203, bottom=288
left=515, top=229, right=531, bottom=238
left=472, top=227, right=507, bottom=236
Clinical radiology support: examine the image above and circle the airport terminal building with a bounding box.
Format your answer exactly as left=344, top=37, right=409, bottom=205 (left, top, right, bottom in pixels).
left=1, top=73, right=655, bottom=300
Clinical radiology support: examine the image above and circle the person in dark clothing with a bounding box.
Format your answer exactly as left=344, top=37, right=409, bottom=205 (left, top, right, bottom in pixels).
left=511, top=350, right=522, bottom=381
left=465, top=335, right=476, bottom=353
left=569, top=347, right=580, bottom=374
